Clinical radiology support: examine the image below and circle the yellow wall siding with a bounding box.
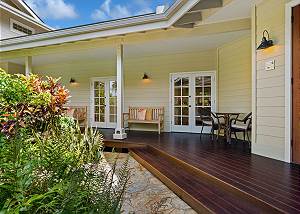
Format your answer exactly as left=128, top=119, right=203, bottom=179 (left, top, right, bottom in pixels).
left=0, top=62, right=24, bottom=74
left=0, top=62, right=8, bottom=71
left=253, top=0, right=290, bottom=161
left=34, top=50, right=217, bottom=131
left=218, top=36, right=252, bottom=113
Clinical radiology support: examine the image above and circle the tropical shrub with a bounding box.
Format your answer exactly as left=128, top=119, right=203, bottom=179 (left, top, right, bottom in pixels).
left=0, top=70, right=130, bottom=213
left=0, top=69, right=70, bottom=136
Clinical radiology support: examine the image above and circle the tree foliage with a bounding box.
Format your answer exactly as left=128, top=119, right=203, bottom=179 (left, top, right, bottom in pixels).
left=0, top=70, right=130, bottom=213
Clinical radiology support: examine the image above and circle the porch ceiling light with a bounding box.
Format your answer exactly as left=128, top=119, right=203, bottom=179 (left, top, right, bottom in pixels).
left=257, top=30, right=273, bottom=50
left=70, top=78, right=76, bottom=84
left=142, top=73, right=149, bottom=80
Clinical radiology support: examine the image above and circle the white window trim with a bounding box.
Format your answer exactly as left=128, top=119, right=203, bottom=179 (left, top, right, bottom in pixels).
left=10, top=18, right=35, bottom=35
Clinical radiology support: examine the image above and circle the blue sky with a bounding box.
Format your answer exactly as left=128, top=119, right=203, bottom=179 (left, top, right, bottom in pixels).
left=24, top=0, right=174, bottom=29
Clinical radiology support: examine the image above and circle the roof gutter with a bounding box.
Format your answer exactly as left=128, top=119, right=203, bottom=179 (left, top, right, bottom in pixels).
left=0, top=0, right=199, bottom=52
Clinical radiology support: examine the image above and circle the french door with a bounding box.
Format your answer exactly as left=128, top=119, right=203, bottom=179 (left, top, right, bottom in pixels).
left=90, top=77, right=117, bottom=128
left=171, top=72, right=216, bottom=133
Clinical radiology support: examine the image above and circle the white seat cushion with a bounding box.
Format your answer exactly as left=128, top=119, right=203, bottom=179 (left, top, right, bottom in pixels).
left=203, top=121, right=213, bottom=125
left=232, top=123, right=248, bottom=130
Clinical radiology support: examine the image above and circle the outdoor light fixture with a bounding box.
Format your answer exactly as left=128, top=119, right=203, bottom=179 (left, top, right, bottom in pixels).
left=69, top=78, right=76, bottom=84
left=142, top=73, right=149, bottom=80
left=257, top=30, right=274, bottom=50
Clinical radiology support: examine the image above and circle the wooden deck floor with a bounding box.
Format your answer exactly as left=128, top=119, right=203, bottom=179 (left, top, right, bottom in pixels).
left=101, top=129, right=300, bottom=213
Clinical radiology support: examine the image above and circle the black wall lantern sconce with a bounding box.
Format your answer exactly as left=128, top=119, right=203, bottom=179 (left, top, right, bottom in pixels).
left=69, top=78, right=76, bottom=84
left=257, top=30, right=274, bottom=50
left=142, top=73, right=149, bottom=80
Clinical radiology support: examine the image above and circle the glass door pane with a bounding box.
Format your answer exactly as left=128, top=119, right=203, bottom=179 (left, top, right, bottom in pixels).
left=173, top=77, right=189, bottom=126
left=195, top=76, right=212, bottom=126
left=109, top=80, right=117, bottom=123
left=94, top=81, right=106, bottom=123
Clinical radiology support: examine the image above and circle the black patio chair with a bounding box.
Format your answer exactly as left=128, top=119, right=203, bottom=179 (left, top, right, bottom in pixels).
left=230, top=112, right=252, bottom=144
left=199, top=108, right=224, bottom=141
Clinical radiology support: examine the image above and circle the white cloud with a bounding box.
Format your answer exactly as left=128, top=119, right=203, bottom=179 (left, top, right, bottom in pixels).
left=91, top=0, right=154, bottom=21
left=25, top=0, right=78, bottom=20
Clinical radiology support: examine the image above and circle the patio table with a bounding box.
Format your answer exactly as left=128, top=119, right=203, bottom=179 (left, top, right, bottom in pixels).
left=216, top=112, right=240, bottom=143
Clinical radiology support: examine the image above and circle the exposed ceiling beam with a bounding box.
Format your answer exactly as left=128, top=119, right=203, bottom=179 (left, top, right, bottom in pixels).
left=173, top=23, right=195, bottom=28
left=189, top=0, right=223, bottom=12
left=173, top=11, right=202, bottom=27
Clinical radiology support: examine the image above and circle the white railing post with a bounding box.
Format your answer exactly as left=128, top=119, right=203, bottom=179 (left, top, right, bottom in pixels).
left=113, top=43, right=127, bottom=139
left=25, top=56, right=32, bottom=76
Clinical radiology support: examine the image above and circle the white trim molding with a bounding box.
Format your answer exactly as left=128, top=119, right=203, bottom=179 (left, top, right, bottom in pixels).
left=251, top=4, right=257, bottom=148
left=285, top=0, right=300, bottom=163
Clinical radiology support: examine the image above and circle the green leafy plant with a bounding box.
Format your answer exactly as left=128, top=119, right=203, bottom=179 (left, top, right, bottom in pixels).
left=0, top=70, right=130, bottom=213
left=0, top=69, right=70, bottom=136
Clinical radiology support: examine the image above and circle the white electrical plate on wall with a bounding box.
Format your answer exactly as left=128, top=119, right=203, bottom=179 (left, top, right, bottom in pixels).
left=265, top=59, right=275, bottom=71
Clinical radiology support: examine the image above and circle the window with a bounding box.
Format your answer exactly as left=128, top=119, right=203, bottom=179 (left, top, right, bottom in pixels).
left=10, top=19, right=35, bottom=35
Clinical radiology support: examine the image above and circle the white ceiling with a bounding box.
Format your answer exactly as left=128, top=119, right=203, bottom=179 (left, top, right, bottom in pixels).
left=7, top=29, right=250, bottom=66
left=202, top=0, right=252, bottom=24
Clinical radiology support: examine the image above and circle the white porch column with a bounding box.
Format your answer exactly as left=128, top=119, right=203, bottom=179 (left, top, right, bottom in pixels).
left=25, top=56, right=32, bottom=76
left=113, top=43, right=127, bottom=139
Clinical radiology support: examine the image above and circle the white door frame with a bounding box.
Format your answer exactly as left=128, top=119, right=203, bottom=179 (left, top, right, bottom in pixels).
left=169, top=71, right=217, bottom=133
left=285, top=0, right=300, bottom=163
left=90, top=76, right=117, bottom=128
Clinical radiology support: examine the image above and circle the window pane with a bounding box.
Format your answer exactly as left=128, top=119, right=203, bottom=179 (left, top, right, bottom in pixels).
left=182, top=117, right=189, bottom=125
left=182, top=78, right=189, bottom=86
left=196, top=87, right=203, bottom=96
left=94, top=114, right=99, bottom=122
left=110, top=81, right=117, bottom=96
left=204, top=77, right=211, bottom=86
left=195, top=77, right=203, bottom=86
left=195, top=107, right=209, bottom=117
left=100, top=115, right=105, bottom=122
left=94, top=82, right=99, bottom=89
left=174, top=116, right=181, bottom=125
left=195, top=97, right=203, bottom=106
left=182, top=87, right=189, bottom=96
left=100, top=106, right=105, bottom=114
left=182, top=107, right=189, bottom=116
left=109, top=97, right=116, bottom=106
left=204, top=87, right=211, bottom=96
left=174, top=78, right=181, bottom=86
left=175, top=97, right=181, bottom=106
left=174, top=87, right=181, bottom=96
left=110, top=106, right=116, bottom=114
left=100, top=98, right=105, bottom=105
left=174, top=107, right=181, bottom=115
left=182, top=97, right=189, bottom=106
left=203, top=97, right=211, bottom=106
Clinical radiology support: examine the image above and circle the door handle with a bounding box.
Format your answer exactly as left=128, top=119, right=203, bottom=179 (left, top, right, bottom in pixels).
left=189, top=105, right=191, bottom=107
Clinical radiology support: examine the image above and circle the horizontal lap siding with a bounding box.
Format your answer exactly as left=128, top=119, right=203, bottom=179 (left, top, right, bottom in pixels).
left=253, top=0, right=288, bottom=161
left=33, top=50, right=217, bottom=132
left=218, top=36, right=252, bottom=114
left=124, top=51, right=216, bottom=131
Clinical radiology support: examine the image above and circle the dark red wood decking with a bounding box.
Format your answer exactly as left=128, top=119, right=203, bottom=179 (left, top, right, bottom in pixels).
left=101, top=129, right=300, bottom=213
